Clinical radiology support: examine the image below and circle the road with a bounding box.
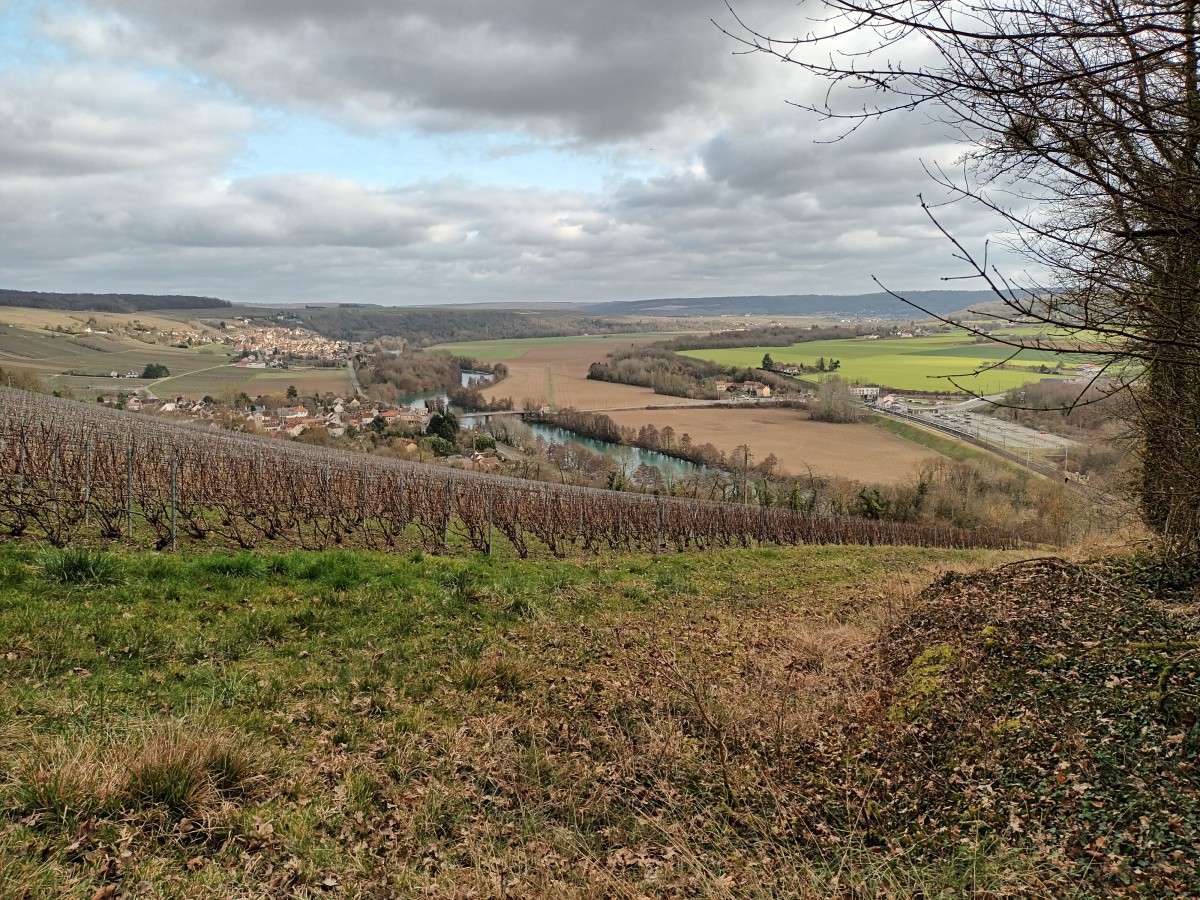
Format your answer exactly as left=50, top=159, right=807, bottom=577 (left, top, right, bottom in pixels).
left=346, top=359, right=366, bottom=398
left=879, top=406, right=1075, bottom=461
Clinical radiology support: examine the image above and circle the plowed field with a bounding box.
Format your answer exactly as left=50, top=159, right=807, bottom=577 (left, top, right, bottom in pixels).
left=603, top=407, right=942, bottom=482
left=476, top=338, right=708, bottom=411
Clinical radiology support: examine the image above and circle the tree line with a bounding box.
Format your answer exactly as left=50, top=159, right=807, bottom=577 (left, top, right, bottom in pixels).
left=586, top=347, right=797, bottom=399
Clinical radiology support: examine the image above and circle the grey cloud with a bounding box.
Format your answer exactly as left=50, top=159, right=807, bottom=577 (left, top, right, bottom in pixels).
left=0, top=66, right=249, bottom=176
left=48, top=0, right=784, bottom=142
left=0, top=154, right=1016, bottom=303
left=0, top=4, right=1035, bottom=303
left=699, top=115, right=960, bottom=208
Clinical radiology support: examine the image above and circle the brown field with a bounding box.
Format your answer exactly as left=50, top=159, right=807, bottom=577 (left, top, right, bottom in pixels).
left=481, top=339, right=709, bottom=411
left=603, top=407, right=943, bottom=483
left=468, top=337, right=944, bottom=482
left=0, top=308, right=209, bottom=332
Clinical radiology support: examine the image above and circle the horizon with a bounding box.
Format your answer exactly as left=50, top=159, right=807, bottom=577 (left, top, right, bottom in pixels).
left=0, top=1, right=1033, bottom=306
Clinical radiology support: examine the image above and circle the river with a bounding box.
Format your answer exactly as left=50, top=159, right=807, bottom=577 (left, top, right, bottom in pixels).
left=396, top=371, right=490, bottom=410
left=398, top=374, right=713, bottom=482
left=520, top=422, right=710, bottom=482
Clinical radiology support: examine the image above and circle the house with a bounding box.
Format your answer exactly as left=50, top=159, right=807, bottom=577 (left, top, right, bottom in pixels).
left=465, top=453, right=502, bottom=471
left=849, top=385, right=881, bottom=402
left=716, top=380, right=772, bottom=398
left=395, top=407, right=429, bottom=428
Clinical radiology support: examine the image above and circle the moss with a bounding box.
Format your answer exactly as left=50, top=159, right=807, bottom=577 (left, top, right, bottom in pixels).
left=890, top=644, right=957, bottom=722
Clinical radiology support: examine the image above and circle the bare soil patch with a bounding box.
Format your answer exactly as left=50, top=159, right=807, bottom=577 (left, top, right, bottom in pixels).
left=482, top=340, right=708, bottom=411
left=603, top=407, right=943, bottom=483
left=473, top=339, right=943, bottom=482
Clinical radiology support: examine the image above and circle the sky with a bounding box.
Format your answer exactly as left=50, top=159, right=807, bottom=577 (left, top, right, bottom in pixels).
left=0, top=0, right=1023, bottom=306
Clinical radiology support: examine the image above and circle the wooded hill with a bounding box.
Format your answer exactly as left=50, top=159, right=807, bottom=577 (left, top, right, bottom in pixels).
left=582, top=290, right=999, bottom=318
left=0, top=290, right=230, bottom=313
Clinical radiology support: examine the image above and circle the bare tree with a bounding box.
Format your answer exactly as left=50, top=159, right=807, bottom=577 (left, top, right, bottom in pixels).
left=722, top=0, right=1200, bottom=553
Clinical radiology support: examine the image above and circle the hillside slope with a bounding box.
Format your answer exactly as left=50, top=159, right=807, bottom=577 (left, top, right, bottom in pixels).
left=0, top=290, right=229, bottom=313
left=2, top=545, right=1195, bottom=896
left=582, top=290, right=998, bottom=318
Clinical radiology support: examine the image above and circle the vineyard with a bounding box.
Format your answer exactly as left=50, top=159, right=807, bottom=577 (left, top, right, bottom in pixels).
left=0, top=389, right=1029, bottom=554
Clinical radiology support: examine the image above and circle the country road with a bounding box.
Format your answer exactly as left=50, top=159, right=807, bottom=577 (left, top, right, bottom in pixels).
left=347, top=359, right=366, bottom=398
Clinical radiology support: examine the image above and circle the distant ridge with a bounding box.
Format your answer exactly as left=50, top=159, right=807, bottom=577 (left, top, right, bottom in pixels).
left=0, top=289, right=231, bottom=313
left=581, top=290, right=998, bottom=318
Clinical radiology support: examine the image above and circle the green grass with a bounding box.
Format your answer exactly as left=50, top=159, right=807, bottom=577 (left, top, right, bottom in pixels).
left=2, top=541, right=1038, bottom=896
left=37, top=548, right=126, bottom=586
left=3, top=541, right=1191, bottom=896
left=869, top=414, right=987, bottom=462
left=682, top=334, right=1098, bottom=393
left=149, top=366, right=352, bottom=398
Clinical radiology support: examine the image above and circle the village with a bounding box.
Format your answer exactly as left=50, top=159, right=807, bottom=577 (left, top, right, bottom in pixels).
left=105, top=393, right=435, bottom=442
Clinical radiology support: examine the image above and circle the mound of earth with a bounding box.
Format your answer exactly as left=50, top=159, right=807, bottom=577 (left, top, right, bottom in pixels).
left=855, top=557, right=1200, bottom=893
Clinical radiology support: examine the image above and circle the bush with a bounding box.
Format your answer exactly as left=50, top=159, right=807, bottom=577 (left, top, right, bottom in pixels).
left=428, top=436, right=456, bottom=457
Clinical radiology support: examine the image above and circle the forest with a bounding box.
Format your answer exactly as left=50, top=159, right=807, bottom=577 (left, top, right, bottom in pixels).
left=587, top=346, right=798, bottom=398
left=0, top=289, right=230, bottom=313
left=287, top=307, right=651, bottom=345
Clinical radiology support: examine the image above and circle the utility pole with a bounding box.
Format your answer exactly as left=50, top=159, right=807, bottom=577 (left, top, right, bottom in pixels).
left=742, top=445, right=750, bottom=505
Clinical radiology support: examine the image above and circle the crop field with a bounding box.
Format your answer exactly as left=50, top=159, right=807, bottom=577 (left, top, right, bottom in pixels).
left=602, top=407, right=944, bottom=483
left=681, top=334, right=1093, bottom=393
left=150, top=365, right=351, bottom=399
left=432, top=332, right=682, bottom=361
left=0, top=308, right=210, bottom=332
left=433, top=334, right=1008, bottom=480
left=436, top=334, right=708, bottom=410
left=0, top=315, right=351, bottom=400
left=0, top=329, right=223, bottom=372
left=0, top=387, right=1022, bottom=556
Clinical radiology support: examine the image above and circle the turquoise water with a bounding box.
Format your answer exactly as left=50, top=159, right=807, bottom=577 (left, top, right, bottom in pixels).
left=399, top=373, right=711, bottom=481
left=522, top=422, right=710, bottom=482
left=397, top=371, right=490, bottom=410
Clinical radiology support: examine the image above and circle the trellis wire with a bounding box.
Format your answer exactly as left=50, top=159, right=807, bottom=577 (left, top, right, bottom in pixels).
left=0, top=388, right=1030, bottom=555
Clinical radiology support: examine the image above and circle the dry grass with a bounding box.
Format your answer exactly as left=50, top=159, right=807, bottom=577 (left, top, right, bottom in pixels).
left=10, top=725, right=269, bottom=828
left=6, top=544, right=1110, bottom=897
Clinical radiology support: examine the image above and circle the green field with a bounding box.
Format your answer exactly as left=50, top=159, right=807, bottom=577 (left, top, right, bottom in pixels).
left=0, top=328, right=231, bottom=378
left=682, top=333, right=1095, bottom=393
left=148, top=366, right=352, bottom=399
left=431, top=332, right=684, bottom=360
left=0, top=315, right=354, bottom=400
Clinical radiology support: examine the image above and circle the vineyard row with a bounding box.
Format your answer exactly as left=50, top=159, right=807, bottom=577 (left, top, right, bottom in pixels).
left=0, top=388, right=1029, bottom=555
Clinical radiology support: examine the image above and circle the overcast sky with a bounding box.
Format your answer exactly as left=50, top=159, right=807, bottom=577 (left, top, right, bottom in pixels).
left=0, top=0, right=1023, bottom=305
